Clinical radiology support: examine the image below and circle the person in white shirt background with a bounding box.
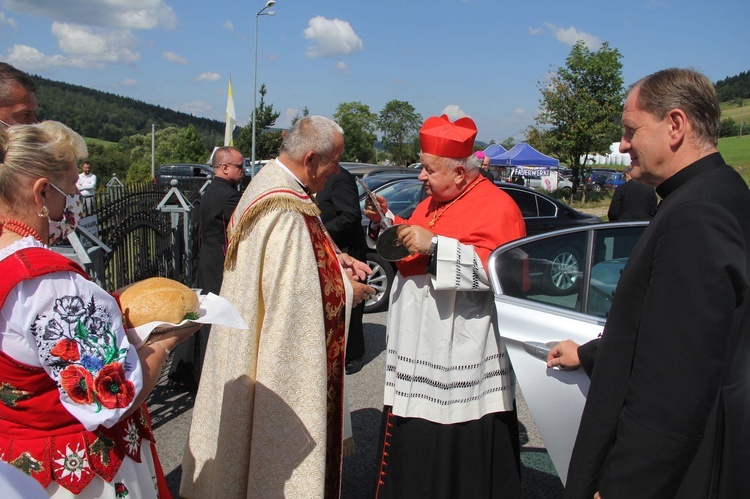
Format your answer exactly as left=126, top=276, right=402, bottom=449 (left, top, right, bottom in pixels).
left=76, top=160, right=97, bottom=214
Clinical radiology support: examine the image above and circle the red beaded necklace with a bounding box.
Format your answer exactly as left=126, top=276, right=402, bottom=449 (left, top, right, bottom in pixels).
left=0, top=218, right=43, bottom=243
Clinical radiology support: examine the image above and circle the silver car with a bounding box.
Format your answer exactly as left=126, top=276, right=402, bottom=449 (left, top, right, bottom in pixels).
left=488, top=221, right=649, bottom=483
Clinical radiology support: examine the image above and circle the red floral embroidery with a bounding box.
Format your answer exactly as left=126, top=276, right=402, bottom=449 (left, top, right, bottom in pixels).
left=94, top=364, right=135, bottom=409
left=51, top=338, right=81, bottom=362
left=60, top=365, right=94, bottom=404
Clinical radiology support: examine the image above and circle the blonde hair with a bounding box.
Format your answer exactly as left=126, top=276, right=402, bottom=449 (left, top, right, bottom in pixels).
left=0, top=121, right=87, bottom=210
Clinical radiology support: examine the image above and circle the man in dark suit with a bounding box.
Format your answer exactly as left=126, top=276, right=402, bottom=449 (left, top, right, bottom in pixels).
left=607, top=167, right=657, bottom=221
left=548, top=68, right=750, bottom=498
left=170, top=146, right=244, bottom=386
left=317, top=166, right=368, bottom=374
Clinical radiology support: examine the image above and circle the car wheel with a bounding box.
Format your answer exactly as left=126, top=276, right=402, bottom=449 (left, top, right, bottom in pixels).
left=560, top=186, right=573, bottom=197
left=364, top=252, right=394, bottom=313
left=544, top=246, right=582, bottom=295
left=592, top=183, right=602, bottom=193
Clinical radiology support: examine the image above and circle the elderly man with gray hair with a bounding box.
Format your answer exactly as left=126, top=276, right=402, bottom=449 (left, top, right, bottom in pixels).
left=181, top=116, right=374, bottom=499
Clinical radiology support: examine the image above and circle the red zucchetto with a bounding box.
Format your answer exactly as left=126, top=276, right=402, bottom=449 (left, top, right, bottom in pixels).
left=419, top=114, right=477, bottom=159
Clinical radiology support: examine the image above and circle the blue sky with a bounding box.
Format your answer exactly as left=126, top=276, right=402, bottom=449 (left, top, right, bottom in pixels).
left=0, top=0, right=747, bottom=143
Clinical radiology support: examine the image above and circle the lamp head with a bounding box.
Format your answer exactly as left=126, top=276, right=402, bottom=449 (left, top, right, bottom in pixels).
left=267, top=11, right=275, bottom=15
left=266, top=0, right=275, bottom=7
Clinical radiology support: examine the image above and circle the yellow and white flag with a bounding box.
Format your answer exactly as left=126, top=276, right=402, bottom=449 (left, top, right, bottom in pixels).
left=224, top=77, right=236, bottom=146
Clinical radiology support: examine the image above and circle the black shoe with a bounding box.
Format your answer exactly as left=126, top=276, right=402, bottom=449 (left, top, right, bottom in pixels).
left=345, top=357, right=363, bottom=375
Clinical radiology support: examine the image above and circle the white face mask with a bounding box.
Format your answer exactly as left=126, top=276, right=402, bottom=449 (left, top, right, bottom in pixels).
left=47, top=182, right=83, bottom=245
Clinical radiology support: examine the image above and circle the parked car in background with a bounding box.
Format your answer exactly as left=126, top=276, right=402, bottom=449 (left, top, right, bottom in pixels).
left=488, top=221, right=649, bottom=482
left=360, top=178, right=601, bottom=312
left=603, top=172, right=626, bottom=190
left=342, top=162, right=416, bottom=178
left=585, top=169, right=616, bottom=192
left=243, top=158, right=270, bottom=183
left=524, top=171, right=574, bottom=196
left=154, top=163, right=213, bottom=190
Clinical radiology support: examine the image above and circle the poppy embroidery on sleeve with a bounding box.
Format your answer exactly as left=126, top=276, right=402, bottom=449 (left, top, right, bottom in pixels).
left=31, top=294, right=135, bottom=411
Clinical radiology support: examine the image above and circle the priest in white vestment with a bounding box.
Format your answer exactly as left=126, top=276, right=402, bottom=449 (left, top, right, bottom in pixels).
left=180, top=116, right=373, bottom=499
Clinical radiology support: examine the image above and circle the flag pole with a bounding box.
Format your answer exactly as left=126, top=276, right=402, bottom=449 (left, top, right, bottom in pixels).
left=224, top=75, right=236, bottom=147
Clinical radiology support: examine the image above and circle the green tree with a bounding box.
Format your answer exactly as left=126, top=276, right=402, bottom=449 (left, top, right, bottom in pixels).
left=536, top=40, right=624, bottom=192
left=334, top=101, right=378, bottom=163
left=85, top=142, right=130, bottom=186
left=378, top=100, right=422, bottom=166
left=501, top=137, right=516, bottom=151
left=236, top=83, right=282, bottom=160
left=523, top=125, right=552, bottom=155
left=172, top=125, right=207, bottom=163
left=720, top=117, right=739, bottom=138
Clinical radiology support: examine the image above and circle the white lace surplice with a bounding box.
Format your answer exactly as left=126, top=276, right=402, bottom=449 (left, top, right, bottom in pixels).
left=384, top=236, right=516, bottom=424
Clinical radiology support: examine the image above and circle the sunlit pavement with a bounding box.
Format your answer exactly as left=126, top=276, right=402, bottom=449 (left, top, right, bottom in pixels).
left=148, top=310, right=564, bottom=498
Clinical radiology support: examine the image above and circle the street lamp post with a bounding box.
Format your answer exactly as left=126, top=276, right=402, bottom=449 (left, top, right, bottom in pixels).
left=251, top=0, right=276, bottom=179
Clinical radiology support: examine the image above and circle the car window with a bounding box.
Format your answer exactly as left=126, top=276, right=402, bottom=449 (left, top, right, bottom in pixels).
left=501, top=188, right=538, bottom=217
left=537, top=196, right=557, bottom=217
left=360, top=180, right=423, bottom=219
left=495, top=232, right=588, bottom=312
left=588, top=226, right=644, bottom=318
left=492, top=225, right=646, bottom=318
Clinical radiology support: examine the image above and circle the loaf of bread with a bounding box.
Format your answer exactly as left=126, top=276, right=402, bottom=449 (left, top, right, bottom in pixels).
left=119, top=277, right=200, bottom=328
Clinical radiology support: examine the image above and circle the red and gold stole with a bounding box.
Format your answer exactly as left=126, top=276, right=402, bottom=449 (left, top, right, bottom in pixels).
left=305, top=215, right=347, bottom=498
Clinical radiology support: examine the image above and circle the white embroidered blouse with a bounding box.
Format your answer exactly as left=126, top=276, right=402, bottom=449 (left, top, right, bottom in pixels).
left=0, top=237, right=143, bottom=431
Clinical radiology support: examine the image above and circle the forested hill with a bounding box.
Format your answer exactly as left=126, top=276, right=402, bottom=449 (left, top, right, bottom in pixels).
left=33, top=74, right=224, bottom=144
left=715, top=71, right=750, bottom=102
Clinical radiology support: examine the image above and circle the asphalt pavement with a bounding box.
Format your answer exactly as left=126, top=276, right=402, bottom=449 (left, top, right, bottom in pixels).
left=147, top=310, right=564, bottom=498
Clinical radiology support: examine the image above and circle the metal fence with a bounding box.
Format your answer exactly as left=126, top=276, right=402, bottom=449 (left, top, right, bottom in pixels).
left=77, top=180, right=201, bottom=291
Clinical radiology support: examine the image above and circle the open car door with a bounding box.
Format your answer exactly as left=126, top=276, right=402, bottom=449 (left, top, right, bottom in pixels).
left=488, top=222, right=648, bottom=484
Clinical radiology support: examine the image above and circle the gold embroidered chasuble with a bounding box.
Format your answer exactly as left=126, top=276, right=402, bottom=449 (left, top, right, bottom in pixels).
left=180, top=161, right=352, bottom=499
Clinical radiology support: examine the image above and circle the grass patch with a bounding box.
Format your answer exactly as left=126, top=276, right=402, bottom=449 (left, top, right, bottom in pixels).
left=720, top=100, right=750, bottom=130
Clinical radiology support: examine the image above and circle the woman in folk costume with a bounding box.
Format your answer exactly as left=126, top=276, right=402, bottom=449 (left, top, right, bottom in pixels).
left=181, top=116, right=373, bottom=499
left=0, top=121, right=199, bottom=497
left=365, top=115, right=527, bottom=498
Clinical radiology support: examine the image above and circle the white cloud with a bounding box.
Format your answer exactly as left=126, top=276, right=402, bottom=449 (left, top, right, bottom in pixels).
left=2, top=1, right=177, bottom=72
left=3, top=0, right=177, bottom=30
left=304, top=16, right=363, bottom=59
left=180, top=100, right=212, bottom=115
left=6, top=44, right=67, bottom=71
left=222, top=20, right=234, bottom=31
left=335, top=60, right=350, bottom=73
left=0, top=11, right=17, bottom=28
left=441, top=105, right=468, bottom=121
left=52, top=22, right=139, bottom=63
left=122, top=77, right=138, bottom=86
left=193, top=72, right=221, bottom=82
left=528, top=26, right=542, bottom=36
left=163, top=50, right=187, bottom=65
left=543, top=23, right=601, bottom=49
left=513, top=108, right=526, bottom=117
left=7, top=22, right=140, bottom=71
